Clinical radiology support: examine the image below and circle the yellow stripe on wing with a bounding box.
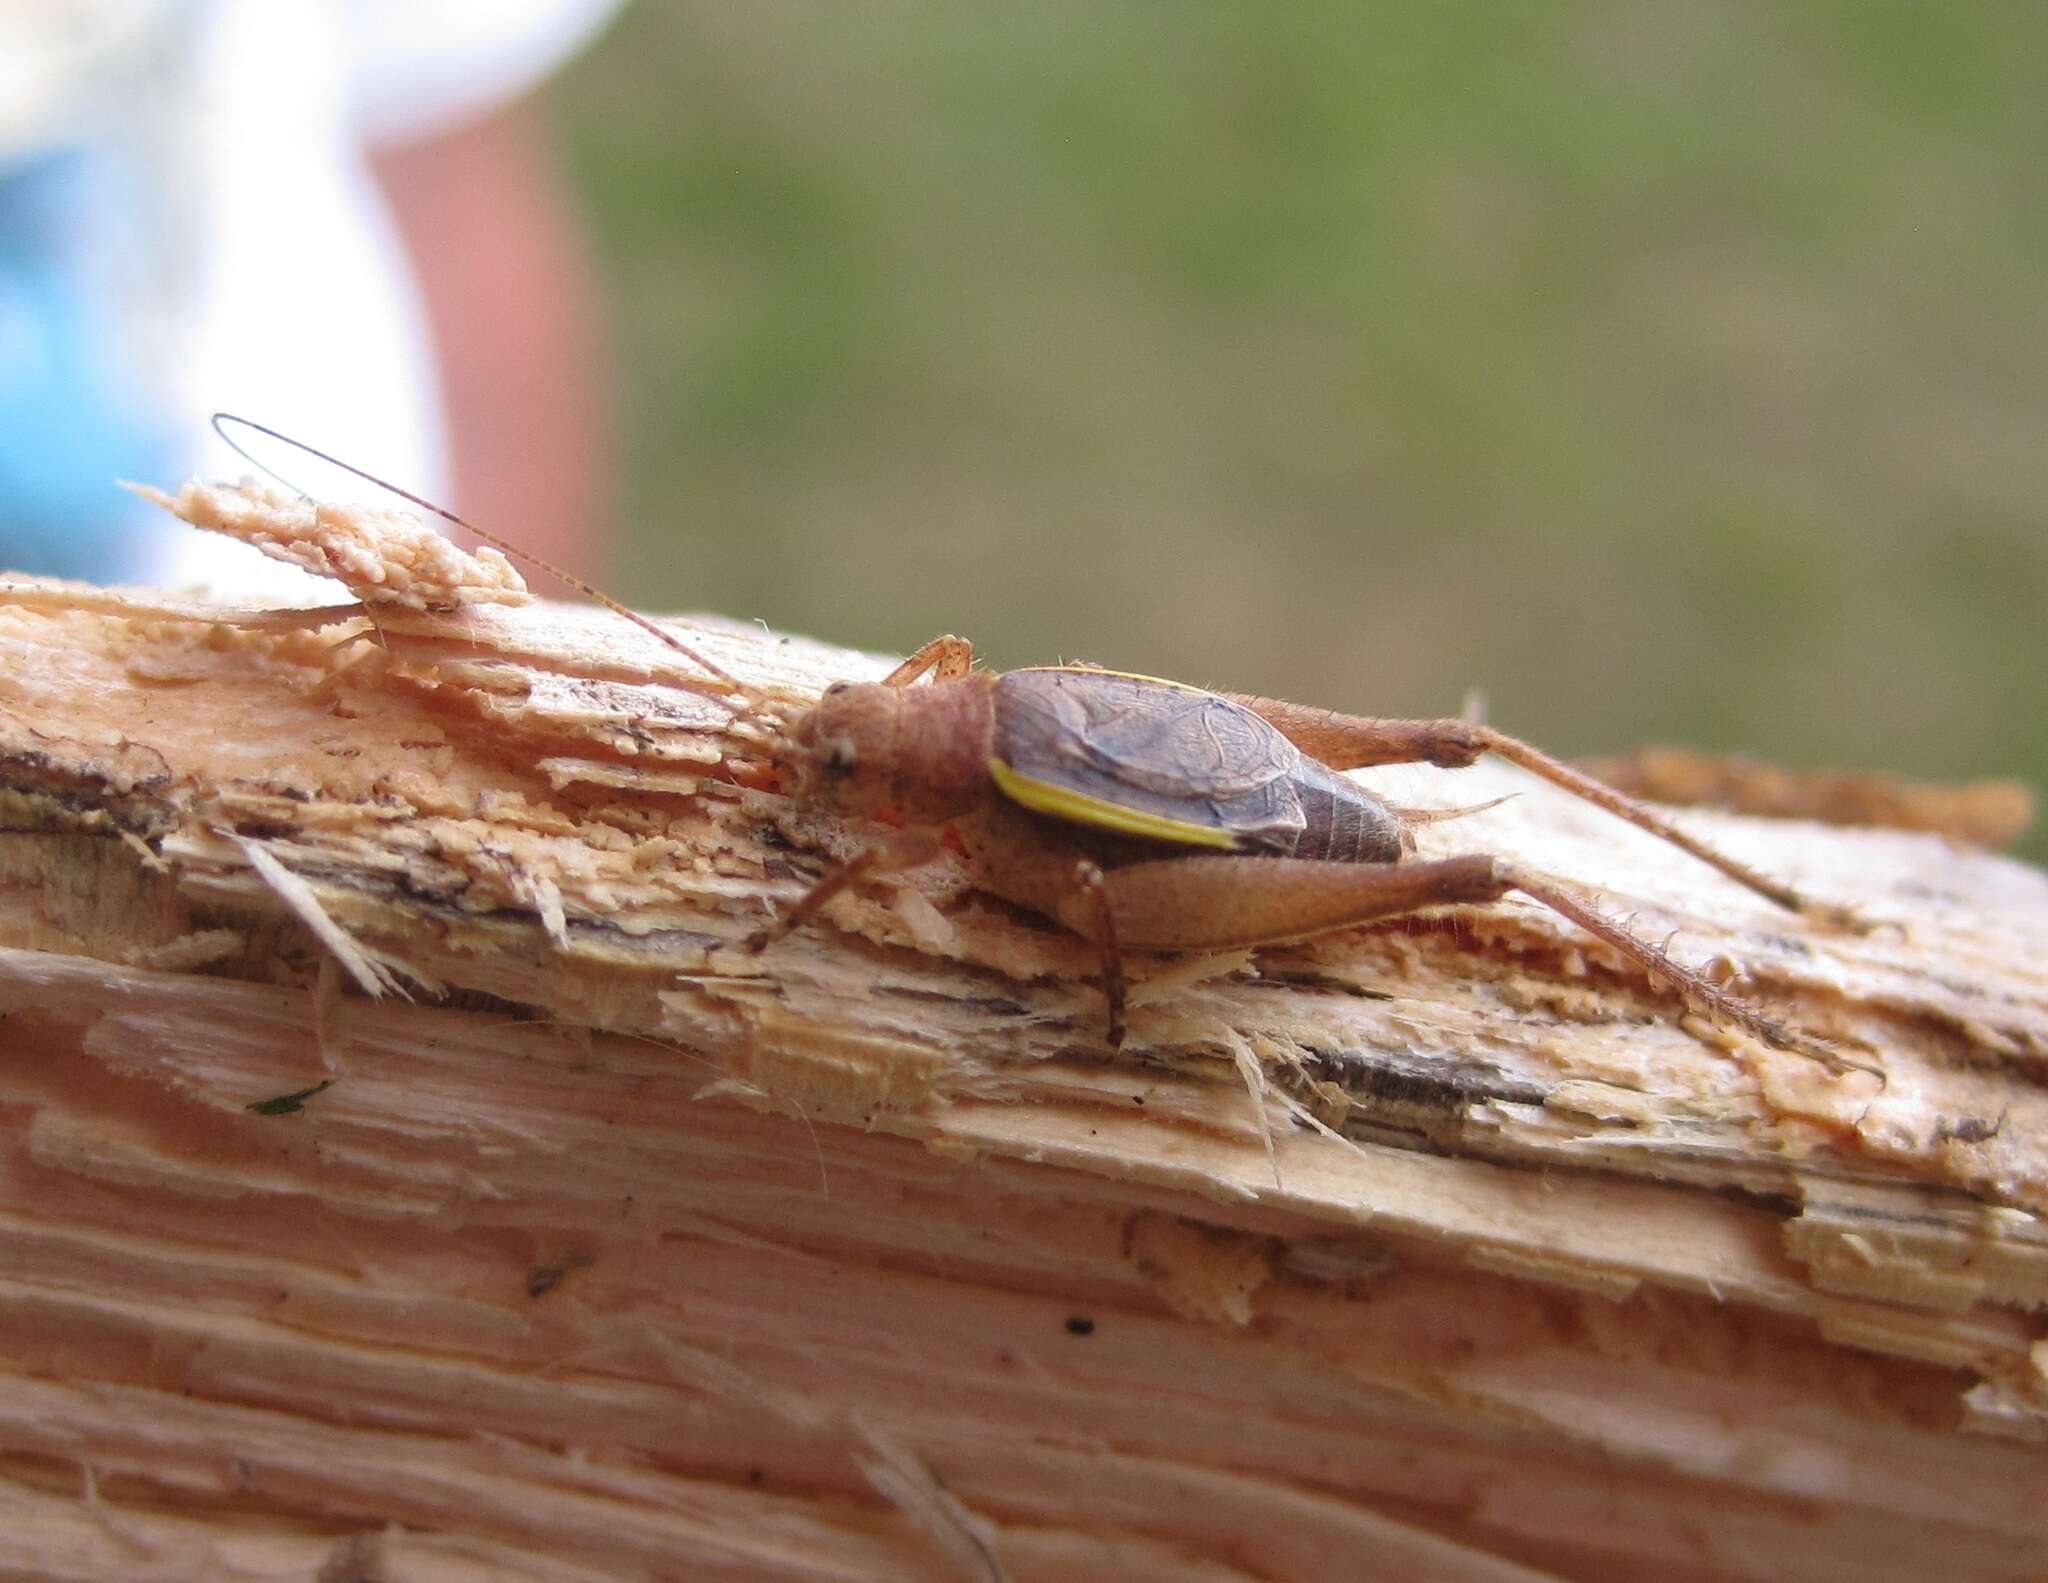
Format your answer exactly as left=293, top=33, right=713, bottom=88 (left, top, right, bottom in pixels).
left=988, top=757, right=1240, bottom=850
left=1006, top=665, right=1217, bottom=696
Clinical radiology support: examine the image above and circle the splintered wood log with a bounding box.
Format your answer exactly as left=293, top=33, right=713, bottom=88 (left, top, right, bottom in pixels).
left=2, top=499, right=2046, bottom=1581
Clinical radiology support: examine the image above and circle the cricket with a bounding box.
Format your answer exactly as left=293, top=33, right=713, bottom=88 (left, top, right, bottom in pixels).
left=207, top=416, right=1847, bottom=1066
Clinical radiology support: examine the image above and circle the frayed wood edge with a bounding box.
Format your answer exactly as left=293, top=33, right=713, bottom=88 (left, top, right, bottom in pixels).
left=508, top=868, right=569, bottom=950
left=228, top=833, right=406, bottom=999
left=1260, top=1036, right=1378, bottom=1167
left=0, top=576, right=363, bottom=630
left=853, top=1418, right=1009, bottom=1583
left=1222, top=1028, right=1283, bottom=1191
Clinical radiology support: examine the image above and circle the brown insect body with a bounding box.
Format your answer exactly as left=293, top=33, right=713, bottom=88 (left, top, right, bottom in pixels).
left=762, top=638, right=1852, bottom=1064
left=194, top=418, right=1848, bottom=1067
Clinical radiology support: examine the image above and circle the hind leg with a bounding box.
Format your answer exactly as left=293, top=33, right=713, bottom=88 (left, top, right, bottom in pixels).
left=1224, top=697, right=1854, bottom=925
left=1048, top=851, right=1842, bottom=1066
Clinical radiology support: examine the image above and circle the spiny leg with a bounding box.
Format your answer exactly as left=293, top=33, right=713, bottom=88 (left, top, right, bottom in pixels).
left=1055, top=851, right=1845, bottom=1068
left=745, top=830, right=940, bottom=952
left=882, top=634, right=976, bottom=687
left=1476, top=731, right=1856, bottom=923
left=1225, top=697, right=1853, bottom=925
left=1489, top=861, right=1852, bottom=1069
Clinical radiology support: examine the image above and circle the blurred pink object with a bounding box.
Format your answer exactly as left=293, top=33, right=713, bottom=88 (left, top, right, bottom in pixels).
left=0, top=0, right=622, bottom=597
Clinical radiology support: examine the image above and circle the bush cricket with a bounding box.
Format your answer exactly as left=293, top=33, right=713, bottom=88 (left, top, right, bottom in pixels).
left=207, top=416, right=1852, bottom=1068
left=750, top=636, right=1853, bottom=1065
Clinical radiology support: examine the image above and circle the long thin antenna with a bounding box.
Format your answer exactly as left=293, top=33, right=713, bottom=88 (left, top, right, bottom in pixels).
left=209, top=413, right=742, bottom=694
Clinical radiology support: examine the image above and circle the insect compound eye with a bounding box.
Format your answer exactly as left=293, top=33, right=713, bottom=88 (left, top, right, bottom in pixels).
left=820, top=735, right=859, bottom=779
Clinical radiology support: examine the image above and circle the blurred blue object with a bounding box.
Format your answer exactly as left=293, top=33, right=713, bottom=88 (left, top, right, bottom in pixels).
left=0, top=145, right=175, bottom=580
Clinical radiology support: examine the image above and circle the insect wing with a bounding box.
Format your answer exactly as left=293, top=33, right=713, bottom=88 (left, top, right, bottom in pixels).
left=992, top=669, right=1307, bottom=851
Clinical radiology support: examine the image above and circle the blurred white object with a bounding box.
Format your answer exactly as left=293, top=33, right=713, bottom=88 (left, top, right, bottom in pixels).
left=0, top=0, right=620, bottom=599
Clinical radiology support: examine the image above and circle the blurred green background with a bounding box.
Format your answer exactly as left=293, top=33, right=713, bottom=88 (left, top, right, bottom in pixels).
left=553, top=2, right=2046, bottom=856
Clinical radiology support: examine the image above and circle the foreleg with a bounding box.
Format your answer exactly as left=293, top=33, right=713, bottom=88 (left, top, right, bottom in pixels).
left=744, top=830, right=941, bottom=952
left=882, top=634, right=975, bottom=687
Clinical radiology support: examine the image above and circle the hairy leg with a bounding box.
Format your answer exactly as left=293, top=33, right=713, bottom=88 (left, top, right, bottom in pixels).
left=883, top=634, right=976, bottom=687
left=1071, top=860, right=1127, bottom=1046
left=1227, top=697, right=1853, bottom=924
left=744, top=830, right=941, bottom=952
left=1049, top=849, right=1843, bottom=1066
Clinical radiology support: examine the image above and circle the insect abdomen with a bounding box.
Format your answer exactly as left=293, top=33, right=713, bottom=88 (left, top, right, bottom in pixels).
left=1285, top=760, right=1407, bottom=864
